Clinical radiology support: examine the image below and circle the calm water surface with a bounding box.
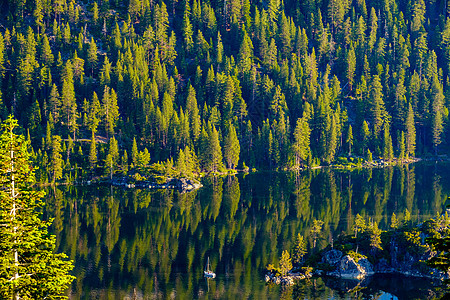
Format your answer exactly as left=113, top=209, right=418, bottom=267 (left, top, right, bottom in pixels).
left=45, top=162, right=450, bottom=299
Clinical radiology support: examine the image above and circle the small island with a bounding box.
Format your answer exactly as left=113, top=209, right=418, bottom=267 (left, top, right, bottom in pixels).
left=266, top=212, right=450, bottom=287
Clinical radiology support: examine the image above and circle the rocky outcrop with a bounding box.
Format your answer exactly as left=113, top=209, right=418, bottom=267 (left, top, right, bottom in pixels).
left=111, top=176, right=203, bottom=192
left=265, top=271, right=312, bottom=286
left=322, top=249, right=342, bottom=266
left=324, top=253, right=370, bottom=279
left=358, top=258, right=374, bottom=275
left=176, top=178, right=203, bottom=192
left=319, top=248, right=447, bottom=281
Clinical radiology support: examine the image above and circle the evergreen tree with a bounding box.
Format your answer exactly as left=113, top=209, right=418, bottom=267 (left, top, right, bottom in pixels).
left=293, top=117, right=311, bottom=168
left=346, top=46, right=356, bottom=91
left=50, top=135, right=63, bottom=183
left=399, top=131, right=406, bottom=161
left=279, top=250, right=292, bottom=276
left=383, top=122, right=394, bottom=161
left=311, top=219, right=324, bottom=248
left=204, top=124, right=223, bottom=173
left=105, top=137, right=119, bottom=179
left=223, top=123, right=240, bottom=169
left=186, top=85, right=201, bottom=141
left=368, top=221, right=383, bottom=251
left=369, top=75, right=387, bottom=137
left=87, top=37, right=98, bottom=75
left=406, top=103, right=416, bottom=158
left=89, top=131, right=97, bottom=170
left=293, top=233, right=307, bottom=265
left=101, top=87, right=120, bottom=138
left=353, top=214, right=366, bottom=238
left=131, top=137, right=138, bottom=167
left=346, top=125, right=353, bottom=156
left=136, top=148, right=151, bottom=167
left=390, top=212, right=400, bottom=229
left=0, top=117, right=74, bottom=299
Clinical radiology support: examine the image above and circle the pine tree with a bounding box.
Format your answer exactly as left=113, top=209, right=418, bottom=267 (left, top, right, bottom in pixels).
left=50, top=135, right=63, bottom=183
left=399, top=131, right=406, bottom=161
left=0, top=117, right=74, bottom=299
left=293, top=117, right=311, bottom=168
left=60, top=78, right=78, bottom=138
left=186, top=85, right=201, bottom=141
left=367, top=149, right=373, bottom=162
left=136, top=148, right=151, bottom=167
left=369, top=75, right=387, bottom=136
left=347, top=125, right=353, bottom=156
left=405, top=103, right=415, bottom=155
left=182, top=2, right=194, bottom=54
left=223, top=123, right=240, bottom=169
left=346, top=46, right=356, bottom=91
left=293, top=234, right=307, bottom=265
left=87, top=92, right=101, bottom=134
left=121, top=149, right=128, bottom=174
left=279, top=250, right=292, bottom=276
left=101, top=87, right=119, bottom=138
left=105, top=137, right=119, bottom=179
left=131, top=137, right=138, bottom=167
left=311, top=219, right=324, bottom=248
left=383, top=122, right=394, bottom=161
left=87, top=37, right=98, bottom=75
left=353, top=214, right=366, bottom=238
left=369, top=221, right=383, bottom=251
left=89, top=131, right=97, bottom=170
left=391, top=212, right=400, bottom=229
left=361, top=120, right=370, bottom=155
left=209, top=125, right=223, bottom=172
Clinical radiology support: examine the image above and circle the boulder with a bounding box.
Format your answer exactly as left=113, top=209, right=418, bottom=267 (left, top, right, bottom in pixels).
left=321, top=249, right=343, bottom=266
left=358, top=258, right=374, bottom=275
left=337, top=255, right=366, bottom=280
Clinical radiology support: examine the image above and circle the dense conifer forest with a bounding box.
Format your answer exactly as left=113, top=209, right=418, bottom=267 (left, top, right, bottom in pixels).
left=0, top=0, right=449, bottom=182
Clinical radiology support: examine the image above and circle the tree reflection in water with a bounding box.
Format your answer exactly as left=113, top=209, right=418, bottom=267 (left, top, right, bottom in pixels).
left=44, top=162, right=450, bottom=299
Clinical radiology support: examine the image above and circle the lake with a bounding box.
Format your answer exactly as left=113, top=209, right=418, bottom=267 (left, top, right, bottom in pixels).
left=45, top=161, right=450, bottom=299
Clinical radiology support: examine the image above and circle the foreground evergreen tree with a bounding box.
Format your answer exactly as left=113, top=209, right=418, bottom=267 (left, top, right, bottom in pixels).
left=0, top=116, right=74, bottom=299
left=279, top=250, right=292, bottom=276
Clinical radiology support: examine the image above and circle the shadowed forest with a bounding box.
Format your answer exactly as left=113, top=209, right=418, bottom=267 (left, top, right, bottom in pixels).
left=1, top=0, right=450, bottom=182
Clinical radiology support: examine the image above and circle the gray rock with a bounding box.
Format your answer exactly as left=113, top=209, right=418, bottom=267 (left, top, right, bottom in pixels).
left=374, top=258, right=393, bottom=273
left=338, top=255, right=366, bottom=280
left=358, top=258, right=374, bottom=275
left=322, top=249, right=343, bottom=266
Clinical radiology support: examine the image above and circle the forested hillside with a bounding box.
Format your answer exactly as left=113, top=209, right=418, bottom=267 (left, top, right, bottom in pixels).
left=0, top=0, right=449, bottom=182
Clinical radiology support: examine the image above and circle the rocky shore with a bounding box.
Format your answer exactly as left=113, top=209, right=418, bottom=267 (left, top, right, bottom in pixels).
left=317, top=248, right=448, bottom=281
left=265, top=269, right=313, bottom=286
left=110, top=177, right=203, bottom=192
left=265, top=216, right=450, bottom=286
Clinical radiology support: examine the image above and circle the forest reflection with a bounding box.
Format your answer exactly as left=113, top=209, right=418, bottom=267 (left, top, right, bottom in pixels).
left=45, top=162, right=450, bottom=299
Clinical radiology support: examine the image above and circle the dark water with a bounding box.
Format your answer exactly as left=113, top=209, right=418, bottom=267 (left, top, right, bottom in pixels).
left=45, top=162, right=450, bottom=299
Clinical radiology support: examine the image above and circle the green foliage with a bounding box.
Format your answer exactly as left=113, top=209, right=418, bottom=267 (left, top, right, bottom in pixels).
left=0, top=116, right=74, bottom=299
left=279, top=250, right=292, bottom=276
left=391, top=213, right=400, bottom=229
left=1, top=0, right=450, bottom=181
left=347, top=250, right=367, bottom=263
left=311, top=219, right=324, bottom=248
left=353, top=214, right=366, bottom=238
left=293, top=233, right=307, bottom=265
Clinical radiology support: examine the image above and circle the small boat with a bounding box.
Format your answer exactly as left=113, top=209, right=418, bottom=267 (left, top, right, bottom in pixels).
left=204, top=257, right=216, bottom=278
